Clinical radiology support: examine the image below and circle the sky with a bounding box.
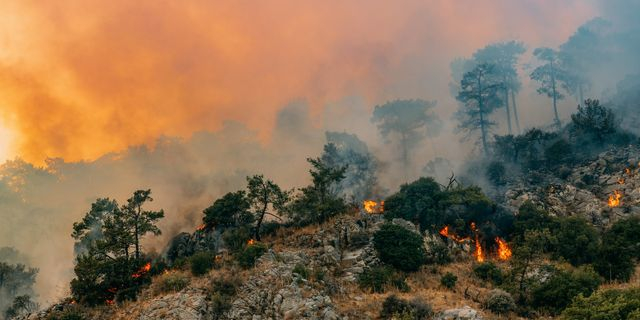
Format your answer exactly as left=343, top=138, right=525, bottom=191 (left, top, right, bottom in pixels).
left=0, top=0, right=599, bottom=164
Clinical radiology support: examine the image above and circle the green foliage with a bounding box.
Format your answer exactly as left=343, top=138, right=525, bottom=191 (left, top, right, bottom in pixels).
left=426, top=241, right=452, bottom=265
left=322, top=132, right=381, bottom=202
left=379, top=295, right=433, bottom=320
left=222, top=227, right=252, bottom=253
left=440, top=272, right=457, bottom=289
left=245, top=174, right=290, bottom=241
left=0, top=261, right=37, bottom=317
left=383, top=177, right=496, bottom=233
left=552, top=216, right=599, bottom=266
left=203, top=191, right=253, bottom=231
left=455, top=63, right=504, bottom=155
left=372, top=99, right=441, bottom=173
left=292, top=264, right=309, bottom=279
left=236, top=243, right=267, bottom=269
left=373, top=224, right=426, bottom=272
left=473, top=262, right=503, bottom=285
left=70, top=190, right=164, bottom=305
left=4, top=295, right=38, bottom=319
left=287, top=157, right=347, bottom=226
left=530, top=266, right=601, bottom=314
left=570, top=99, right=617, bottom=143
left=358, top=266, right=409, bottom=293
left=209, top=276, right=240, bottom=320
left=189, top=251, right=216, bottom=276
left=155, top=272, right=190, bottom=293
left=595, top=216, right=640, bottom=282
left=560, top=287, right=640, bottom=320
left=486, top=161, right=507, bottom=186
left=484, top=289, right=515, bottom=315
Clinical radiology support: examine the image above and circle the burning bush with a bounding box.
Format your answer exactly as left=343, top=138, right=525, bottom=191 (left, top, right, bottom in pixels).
left=373, top=224, right=426, bottom=272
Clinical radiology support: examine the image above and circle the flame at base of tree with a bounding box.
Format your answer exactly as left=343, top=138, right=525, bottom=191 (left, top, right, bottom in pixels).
left=132, top=262, right=151, bottom=278
left=608, top=190, right=622, bottom=207
left=496, top=237, right=512, bottom=260
left=363, top=200, right=384, bottom=214
left=439, top=222, right=510, bottom=262
left=247, top=239, right=256, bottom=246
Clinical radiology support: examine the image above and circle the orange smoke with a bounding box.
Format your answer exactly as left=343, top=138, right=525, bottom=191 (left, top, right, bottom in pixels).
left=0, top=1, right=596, bottom=163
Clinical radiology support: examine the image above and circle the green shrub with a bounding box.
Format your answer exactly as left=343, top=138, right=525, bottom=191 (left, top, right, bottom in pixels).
left=486, top=161, right=507, bottom=186
left=473, top=262, right=503, bottom=285
left=426, top=241, right=451, bottom=265
left=440, top=272, right=457, bottom=289
left=189, top=251, right=216, bottom=276
left=222, top=227, right=252, bottom=253
left=379, top=294, right=433, bottom=320
left=358, top=266, right=409, bottom=293
left=531, top=266, right=601, bottom=314
left=236, top=243, right=267, bottom=269
left=373, top=224, right=426, bottom=272
left=292, top=264, right=309, bottom=279
left=561, top=287, right=640, bottom=320
left=260, top=221, right=282, bottom=238
left=46, top=307, right=85, bottom=320
left=595, top=216, right=640, bottom=282
left=484, top=289, right=515, bottom=315
left=552, top=216, right=599, bottom=266
left=155, top=272, right=190, bottom=293
left=209, top=276, right=241, bottom=320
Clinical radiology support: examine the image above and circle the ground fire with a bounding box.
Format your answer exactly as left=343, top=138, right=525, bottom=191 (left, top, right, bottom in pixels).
left=247, top=239, right=256, bottom=245
left=439, top=222, right=510, bottom=262
left=196, top=224, right=206, bottom=231
left=131, top=262, right=151, bottom=278
left=363, top=200, right=384, bottom=214
left=608, top=190, right=622, bottom=207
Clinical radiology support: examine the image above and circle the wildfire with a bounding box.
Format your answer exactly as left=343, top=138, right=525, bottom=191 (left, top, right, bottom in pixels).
left=618, top=178, right=625, bottom=185
left=495, top=237, right=512, bottom=260
left=132, top=262, right=151, bottom=278
left=247, top=239, right=256, bottom=246
left=608, top=190, right=622, bottom=207
left=363, top=200, right=384, bottom=214
left=439, top=222, right=510, bottom=262
left=106, top=299, right=115, bottom=305
left=438, top=226, right=471, bottom=243
left=196, top=224, right=206, bottom=231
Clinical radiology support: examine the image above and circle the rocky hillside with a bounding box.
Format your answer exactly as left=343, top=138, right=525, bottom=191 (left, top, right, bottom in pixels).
left=504, top=145, right=640, bottom=227
left=18, top=146, right=640, bottom=320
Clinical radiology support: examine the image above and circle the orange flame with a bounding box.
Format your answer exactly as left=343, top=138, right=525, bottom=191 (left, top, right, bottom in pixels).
left=618, top=178, right=625, bottom=185
left=106, top=299, right=115, bottom=305
left=196, top=224, right=206, bottom=231
left=495, top=237, right=512, bottom=260
left=608, top=190, right=622, bottom=207
left=132, top=262, right=151, bottom=278
left=438, top=226, right=471, bottom=243
left=247, top=239, right=256, bottom=246
left=363, top=200, right=384, bottom=214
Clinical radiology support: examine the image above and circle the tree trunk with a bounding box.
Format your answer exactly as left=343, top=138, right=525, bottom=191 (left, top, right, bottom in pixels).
left=511, top=90, right=521, bottom=133
left=504, top=85, right=512, bottom=135
left=255, top=202, right=268, bottom=241
left=551, top=61, right=560, bottom=128
left=478, top=73, right=488, bottom=156
left=134, top=205, right=140, bottom=260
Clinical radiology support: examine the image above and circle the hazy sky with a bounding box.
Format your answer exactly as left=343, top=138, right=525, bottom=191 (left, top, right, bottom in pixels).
left=0, top=0, right=600, bottom=164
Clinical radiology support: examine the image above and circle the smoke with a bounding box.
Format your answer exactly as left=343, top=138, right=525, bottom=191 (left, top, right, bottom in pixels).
left=3, top=0, right=638, bottom=307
